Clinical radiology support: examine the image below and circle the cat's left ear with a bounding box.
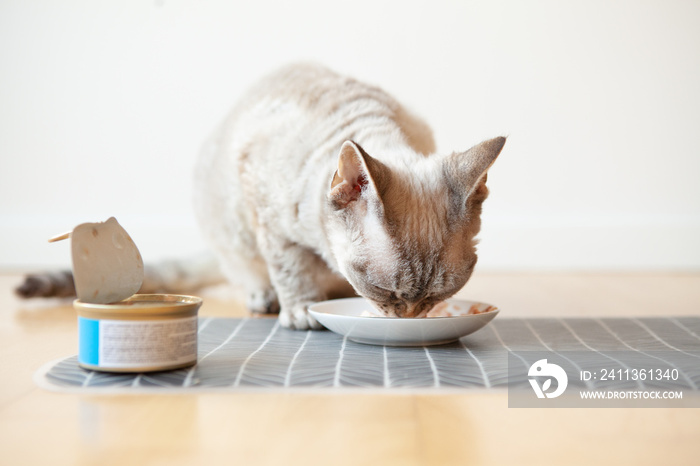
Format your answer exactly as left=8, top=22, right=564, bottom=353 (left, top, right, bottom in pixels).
left=328, top=141, right=386, bottom=210
left=446, top=136, right=506, bottom=201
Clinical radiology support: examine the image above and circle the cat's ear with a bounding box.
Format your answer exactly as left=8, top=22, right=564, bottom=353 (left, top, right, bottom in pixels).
left=328, top=140, right=385, bottom=210
left=446, top=136, right=506, bottom=202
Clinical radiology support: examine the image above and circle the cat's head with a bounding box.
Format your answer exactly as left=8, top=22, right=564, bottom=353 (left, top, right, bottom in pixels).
left=326, top=137, right=505, bottom=317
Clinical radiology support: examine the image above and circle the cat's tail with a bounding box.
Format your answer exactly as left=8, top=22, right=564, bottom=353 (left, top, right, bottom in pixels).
left=14, top=253, right=226, bottom=299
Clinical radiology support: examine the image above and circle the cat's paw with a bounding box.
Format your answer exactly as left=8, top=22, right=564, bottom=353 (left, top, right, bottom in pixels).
left=279, top=304, right=324, bottom=330
left=247, top=289, right=280, bottom=314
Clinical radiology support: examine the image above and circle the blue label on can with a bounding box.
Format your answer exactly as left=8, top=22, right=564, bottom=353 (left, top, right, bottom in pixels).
left=78, top=317, right=100, bottom=366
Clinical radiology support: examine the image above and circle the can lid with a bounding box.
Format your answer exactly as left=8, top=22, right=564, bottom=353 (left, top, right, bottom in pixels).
left=74, top=293, right=202, bottom=318
left=68, top=217, right=144, bottom=304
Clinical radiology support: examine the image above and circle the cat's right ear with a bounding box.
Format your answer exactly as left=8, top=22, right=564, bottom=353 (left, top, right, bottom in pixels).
left=328, top=141, right=385, bottom=210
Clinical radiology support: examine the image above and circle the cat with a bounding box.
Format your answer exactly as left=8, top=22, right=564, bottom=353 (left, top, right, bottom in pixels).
left=17, top=63, right=505, bottom=331
left=192, top=63, right=505, bottom=329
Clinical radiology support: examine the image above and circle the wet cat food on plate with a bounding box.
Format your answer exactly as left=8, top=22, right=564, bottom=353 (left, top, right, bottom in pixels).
left=360, top=301, right=496, bottom=318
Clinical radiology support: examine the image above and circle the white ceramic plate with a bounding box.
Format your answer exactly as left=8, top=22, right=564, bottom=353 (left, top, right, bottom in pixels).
left=308, top=297, right=499, bottom=346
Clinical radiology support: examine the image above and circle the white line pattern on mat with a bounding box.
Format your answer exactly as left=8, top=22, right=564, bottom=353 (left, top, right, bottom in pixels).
left=81, top=370, right=95, bottom=388
left=183, top=318, right=248, bottom=387
left=383, top=346, right=390, bottom=388
left=233, top=320, right=281, bottom=387
left=284, top=330, right=312, bottom=388
left=670, top=318, right=700, bottom=342
left=594, top=318, right=697, bottom=390
left=40, top=317, right=700, bottom=392
left=524, top=320, right=594, bottom=390
left=489, top=324, right=530, bottom=372
left=333, top=336, right=348, bottom=388
left=461, top=342, right=490, bottom=388
left=423, top=347, right=440, bottom=388
left=197, top=317, right=213, bottom=334
left=632, top=318, right=700, bottom=360
left=558, top=318, right=644, bottom=390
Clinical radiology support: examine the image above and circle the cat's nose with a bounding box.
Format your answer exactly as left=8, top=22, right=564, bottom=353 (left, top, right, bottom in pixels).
left=403, top=301, right=431, bottom=318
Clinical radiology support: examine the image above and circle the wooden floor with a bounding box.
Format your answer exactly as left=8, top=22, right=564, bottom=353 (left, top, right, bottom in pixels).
left=1, top=272, right=700, bottom=465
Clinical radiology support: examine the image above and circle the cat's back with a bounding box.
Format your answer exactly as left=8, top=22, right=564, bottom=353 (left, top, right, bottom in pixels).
left=235, top=63, right=383, bottom=122
left=194, top=63, right=436, bottom=246
left=227, top=63, right=435, bottom=156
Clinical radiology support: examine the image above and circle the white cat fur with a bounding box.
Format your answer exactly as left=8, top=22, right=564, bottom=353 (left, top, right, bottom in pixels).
left=193, top=63, right=505, bottom=329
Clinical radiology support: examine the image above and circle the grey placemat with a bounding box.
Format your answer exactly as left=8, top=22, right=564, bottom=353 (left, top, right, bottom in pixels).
left=36, top=317, right=700, bottom=392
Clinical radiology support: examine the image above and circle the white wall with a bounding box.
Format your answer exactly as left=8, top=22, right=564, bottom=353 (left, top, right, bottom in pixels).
left=1, top=0, right=699, bottom=271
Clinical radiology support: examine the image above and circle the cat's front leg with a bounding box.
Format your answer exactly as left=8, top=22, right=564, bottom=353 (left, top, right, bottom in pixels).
left=278, top=300, right=321, bottom=330
left=257, top=233, right=330, bottom=330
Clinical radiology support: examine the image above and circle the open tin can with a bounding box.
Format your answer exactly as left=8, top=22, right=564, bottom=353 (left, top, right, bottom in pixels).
left=75, top=294, right=202, bottom=372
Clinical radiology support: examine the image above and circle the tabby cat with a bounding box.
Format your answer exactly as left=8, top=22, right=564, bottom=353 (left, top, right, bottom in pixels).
left=192, top=63, right=505, bottom=329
